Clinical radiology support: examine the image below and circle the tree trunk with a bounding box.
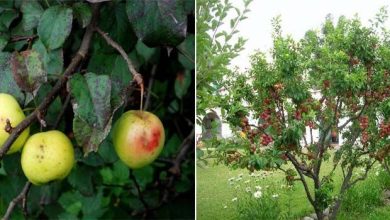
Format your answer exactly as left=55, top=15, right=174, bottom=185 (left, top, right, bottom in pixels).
left=329, top=199, right=342, bottom=220
left=315, top=207, right=324, bottom=220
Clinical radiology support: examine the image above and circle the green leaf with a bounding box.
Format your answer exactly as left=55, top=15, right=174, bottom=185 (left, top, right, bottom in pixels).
left=132, top=165, right=154, bottom=190
left=59, top=191, right=83, bottom=215
left=80, top=188, right=107, bottom=218
left=126, top=0, right=187, bottom=47
left=67, top=165, right=94, bottom=196
left=0, top=9, right=18, bottom=29
left=0, top=52, right=24, bottom=103
left=161, top=133, right=181, bottom=157
left=21, top=0, right=44, bottom=31
left=178, top=34, right=194, bottom=70
left=38, top=6, right=73, bottom=50
left=99, top=3, right=137, bottom=52
left=174, top=70, right=191, bottom=99
left=135, top=40, right=160, bottom=63
left=113, top=160, right=129, bottom=182
left=32, top=39, right=63, bottom=76
left=69, top=73, right=122, bottom=155
left=98, top=139, right=119, bottom=164
left=0, top=33, right=9, bottom=51
left=73, top=2, right=91, bottom=28
left=10, top=50, right=47, bottom=93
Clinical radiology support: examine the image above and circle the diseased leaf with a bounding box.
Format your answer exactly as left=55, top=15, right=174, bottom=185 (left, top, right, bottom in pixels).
left=174, top=70, right=191, bottom=99
left=0, top=52, right=24, bottom=103
left=10, top=50, right=47, bottom=93
left=73, top=2, right=92, bottom=28
left=38, top=6, right=73, bottom=50
left=21, top=0, right=44, bottom=31
left=126, top=0, right=187, bottom=47
left=68, top=73, right=122, bottom=155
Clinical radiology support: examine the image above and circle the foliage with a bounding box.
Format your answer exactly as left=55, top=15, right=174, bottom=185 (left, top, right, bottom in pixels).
left=0, top=0, right=194, bottom=219
left=196, top=0, right=252, bottom=119
left=199, top=7, right=390, bottom=220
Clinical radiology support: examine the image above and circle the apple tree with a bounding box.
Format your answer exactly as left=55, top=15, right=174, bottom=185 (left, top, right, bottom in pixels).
left=0, top=0, right=194, bottom=219
left=201, top=10, right=390, bottom=220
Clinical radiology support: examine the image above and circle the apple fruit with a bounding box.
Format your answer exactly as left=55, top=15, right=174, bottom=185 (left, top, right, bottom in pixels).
left=0, top=93, right=30, bottom=154
left=112, top=110, right=165, bottom=169
left=21, top=130, right=75, bottom=185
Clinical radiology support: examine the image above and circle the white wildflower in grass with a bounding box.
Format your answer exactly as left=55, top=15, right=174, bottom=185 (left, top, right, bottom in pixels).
left=250, top=172, right=256, bottom=177
left=244, top=180, right=250, bottom=184
left=360, top=167, right=365, bottom=172
left=228, top=177, right=235, bottom=182
left=246, top=187, right=251, bottom=192
left=253, top=190, right=262, bottom=199
left=272, top=194, right=279, bottom=199
left=255, top=186, right=262, bottom=190
left=223, top=205, right=228, bottom=209
left=232, top=197, right=238, bottom=202
left=236, top=177, right=243, bottom=182
left=375, top=171, right=379, bottom=176
left=229, top=182, right=234, bottom=186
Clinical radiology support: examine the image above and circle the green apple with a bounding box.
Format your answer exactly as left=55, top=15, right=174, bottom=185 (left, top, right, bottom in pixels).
left=0, top=93, right=30, bottom=154
left=112, top=110, right=165, bottom=169
left=21, top=130, right=75, bottom=185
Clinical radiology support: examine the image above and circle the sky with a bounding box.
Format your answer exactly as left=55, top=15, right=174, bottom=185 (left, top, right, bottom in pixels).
left=196, top=0, right=390, bottom=139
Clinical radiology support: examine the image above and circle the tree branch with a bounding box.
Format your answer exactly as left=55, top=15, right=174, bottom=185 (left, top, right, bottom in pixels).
left=286, top=153, right=315, bottom=206
left=130, top=171, right=149, bottom=211
left=95, top=27, right=144, bottom=109
left=144, top=64, right=158, bottom=111
left=2, top=181, right=32, bottom=220
left=0, top=3, right=100, bottom=160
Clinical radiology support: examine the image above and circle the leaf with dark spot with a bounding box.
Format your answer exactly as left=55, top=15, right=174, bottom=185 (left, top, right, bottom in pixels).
left=126, top=0, right=187, bottom=47
left=68, top=73, right=123, bottom=155
left=0, top=52, right=24, bottom=103
left=10, top=50, right=47, bottom=93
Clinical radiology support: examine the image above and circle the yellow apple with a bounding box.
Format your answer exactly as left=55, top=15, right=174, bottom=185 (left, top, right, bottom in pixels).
left=21, top=130, right=75, bottom=185
left=0, top=93, right=30, bottom=154
left=112, top=110, right=165, bottom=169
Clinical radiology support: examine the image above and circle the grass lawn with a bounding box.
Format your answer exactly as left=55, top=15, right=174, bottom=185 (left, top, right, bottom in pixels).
left=197, top=154, right=390, bottom=220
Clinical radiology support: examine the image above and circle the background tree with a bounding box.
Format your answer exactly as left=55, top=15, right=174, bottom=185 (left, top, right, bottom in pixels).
left=201, top=9, right=390, bottom=220
left=0, top=0, right=194, bottom=219
left=196, top=0, right=252, bottom=119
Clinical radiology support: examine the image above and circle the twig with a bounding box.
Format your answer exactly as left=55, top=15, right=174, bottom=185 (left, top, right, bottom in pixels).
left=10, top=35, right=37, bottom=43
left=95, top=27, right=144, bottom=110
left=2, top=181, right=32, bottom=220
left=168, top=129, right=195, bottom=176
left=144, top=65, right=158, bottom=110
left=0, top=3, right=100, bottom=160
left=130, top=171, right=149, bottom=211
